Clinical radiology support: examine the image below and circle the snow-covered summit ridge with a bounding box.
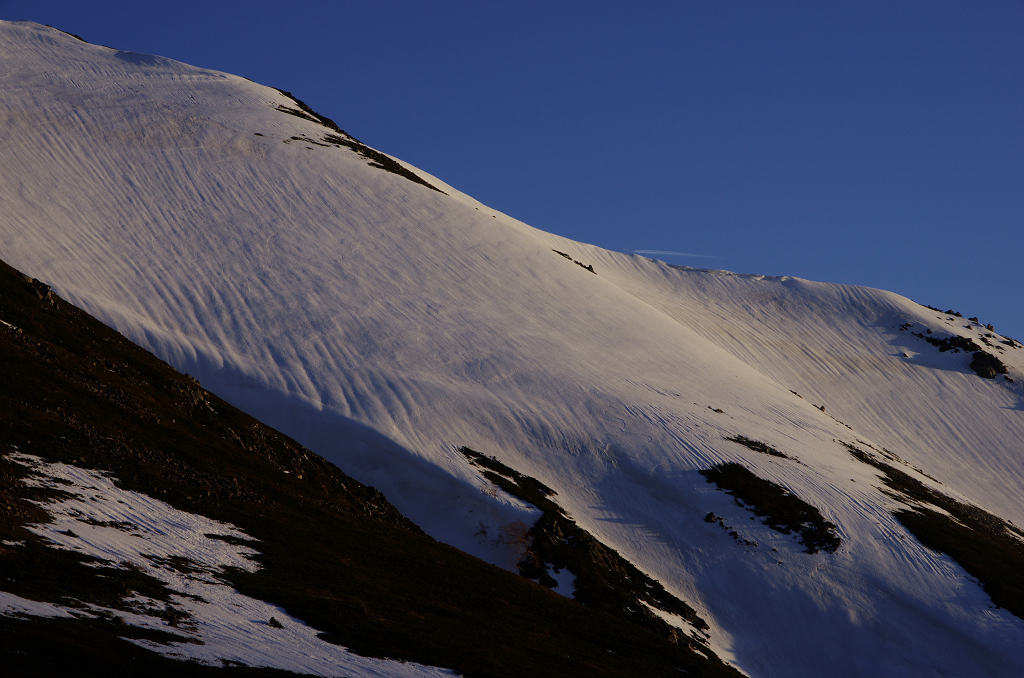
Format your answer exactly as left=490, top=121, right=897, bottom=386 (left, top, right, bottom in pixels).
left=2, top=21, right=1023, bottom=678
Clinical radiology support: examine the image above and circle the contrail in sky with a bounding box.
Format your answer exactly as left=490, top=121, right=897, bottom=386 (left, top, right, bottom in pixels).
left=630, top=250, right=720, bottom=259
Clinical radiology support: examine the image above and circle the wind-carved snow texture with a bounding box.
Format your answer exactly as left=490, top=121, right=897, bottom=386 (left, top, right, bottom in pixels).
left=2, top=20, right=1024, bottom=677
left=459, top=445, right=715, bottom=651
left=0, top=453, right=455, bottom=677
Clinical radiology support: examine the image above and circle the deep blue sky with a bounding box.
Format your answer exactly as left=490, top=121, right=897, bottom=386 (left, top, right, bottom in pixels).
left=4, top=2, right=1022, bottom=340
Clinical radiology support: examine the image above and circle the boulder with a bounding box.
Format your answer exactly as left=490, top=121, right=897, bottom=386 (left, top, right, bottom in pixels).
left=970, top=351, right=1008, bottom=379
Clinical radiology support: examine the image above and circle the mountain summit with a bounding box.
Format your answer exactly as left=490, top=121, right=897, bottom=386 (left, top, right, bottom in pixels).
left=2, top=21, right=1023, bottom=677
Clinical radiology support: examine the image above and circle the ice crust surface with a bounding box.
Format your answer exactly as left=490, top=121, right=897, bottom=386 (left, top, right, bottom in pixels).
left=2, top=20, right=1024, bottom=677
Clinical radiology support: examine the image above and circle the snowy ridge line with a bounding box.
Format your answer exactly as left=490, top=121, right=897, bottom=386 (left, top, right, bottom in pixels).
left=1, top=451, right=456, bottom=677
left=271, top=88, right=446, bottom=195
left=2, top=20, right=1024, bottom=677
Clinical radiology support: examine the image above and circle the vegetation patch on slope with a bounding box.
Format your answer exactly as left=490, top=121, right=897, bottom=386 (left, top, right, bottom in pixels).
left=699, top=463, right=841, bottom=554
left=459, top=447, right=723, bottom=660
left=844, top=442, right=1024, bottom=620
left=0, top=259, right=741, bottom=677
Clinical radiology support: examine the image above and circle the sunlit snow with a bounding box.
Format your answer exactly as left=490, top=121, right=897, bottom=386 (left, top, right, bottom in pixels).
left=1, top=20, right=1023, bottom=677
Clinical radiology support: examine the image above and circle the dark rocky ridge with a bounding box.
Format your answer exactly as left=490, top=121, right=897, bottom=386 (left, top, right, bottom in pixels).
left=843, top=441, right=1024, bottom=620
left=700, top=462, right=841, bottom=554
left=273, top=90, right=446, bottom=194
left=459, top=447, right=718, bottom=656
left=898, top=323, right=1009, bottom=379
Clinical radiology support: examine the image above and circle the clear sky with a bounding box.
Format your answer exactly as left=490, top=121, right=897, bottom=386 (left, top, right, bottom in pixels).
left=4, top=2, right=1022, bottom=340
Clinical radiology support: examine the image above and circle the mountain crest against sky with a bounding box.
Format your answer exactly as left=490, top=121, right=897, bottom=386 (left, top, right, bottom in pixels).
left=2, top=21, right=1023, bottom=677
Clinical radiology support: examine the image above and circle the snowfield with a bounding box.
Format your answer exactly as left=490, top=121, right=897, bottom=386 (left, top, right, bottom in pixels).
left=1, top=21, right=1022, bottom=677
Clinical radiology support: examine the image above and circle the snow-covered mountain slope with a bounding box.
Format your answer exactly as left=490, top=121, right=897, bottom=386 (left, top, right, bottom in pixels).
left=586, top=252, right=1024, bottom=528
left=2, top=21, right=1022, bottom=677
